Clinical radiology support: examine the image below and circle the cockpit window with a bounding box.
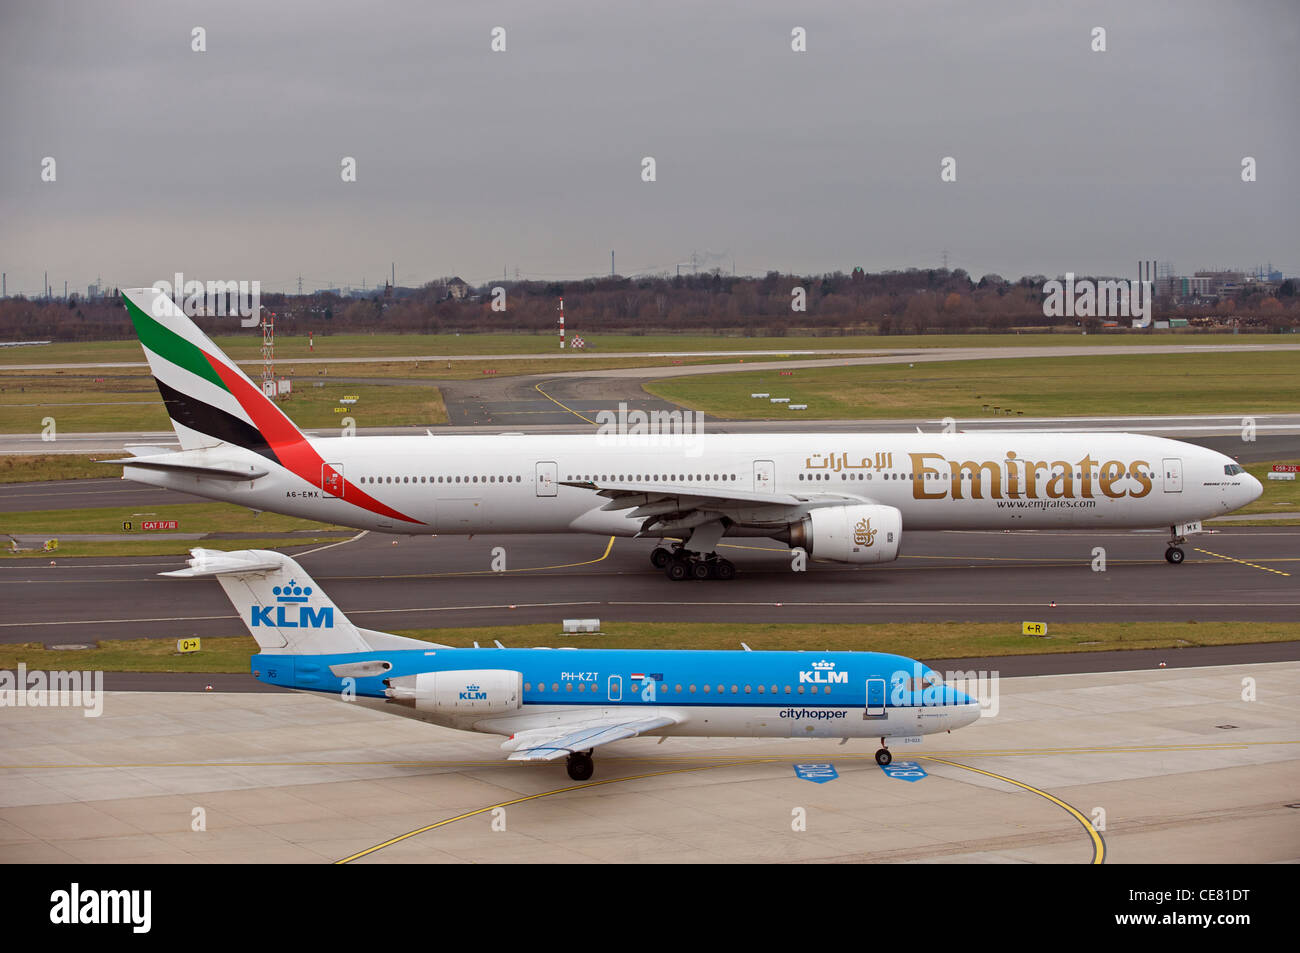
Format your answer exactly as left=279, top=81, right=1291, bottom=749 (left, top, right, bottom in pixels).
left=1224, top=464, right=1244, bottom=476
left=903, top=672, right=944, bottom=691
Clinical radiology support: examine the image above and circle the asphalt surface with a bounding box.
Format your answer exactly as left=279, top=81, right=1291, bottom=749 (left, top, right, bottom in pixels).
left=0, top=477, right=211, bottom=513
left=2, top=526, right=1296, bottom=644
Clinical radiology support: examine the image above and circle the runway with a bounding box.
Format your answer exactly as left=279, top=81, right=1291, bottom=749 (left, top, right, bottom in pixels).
left=2, top=661, right=1295, bottom=863
left=3, top=526, right=1297, bottom=642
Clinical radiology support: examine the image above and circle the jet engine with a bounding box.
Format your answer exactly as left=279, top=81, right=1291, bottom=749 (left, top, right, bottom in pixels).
left=384, top=669, right=523, bottom=714
left=786, top=504, right=902, bottom=564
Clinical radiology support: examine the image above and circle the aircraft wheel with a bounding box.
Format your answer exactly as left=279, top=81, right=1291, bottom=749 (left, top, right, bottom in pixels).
left=566, top=752, right=594, bottom=781
left=712, top=558, right=736, bottom=581
left=875, top=748, right=892, bottom=766
left=689, top=559, right=711, bottom=581
left=1165, top=547, right=1185, bottom=564
left=665, top=560, right=689, bottom=582
left=650, top=547, right=672, bottom=569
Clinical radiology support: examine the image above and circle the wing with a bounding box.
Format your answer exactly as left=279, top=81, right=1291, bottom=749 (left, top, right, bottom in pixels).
left=502, top=712, right=680, bottom=762
left=559, top=478, right=874, bottom=535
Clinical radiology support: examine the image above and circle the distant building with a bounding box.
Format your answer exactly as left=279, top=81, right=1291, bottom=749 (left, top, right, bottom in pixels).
left=1195, top=271, right=1246, bottom=297
left=1175, top=276, right=1213, bottom=297
left=447, top=277, right=470, bottom=300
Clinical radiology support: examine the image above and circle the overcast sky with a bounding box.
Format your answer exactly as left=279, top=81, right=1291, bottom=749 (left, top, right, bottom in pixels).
left=1, top=0, right=1296, bottom=296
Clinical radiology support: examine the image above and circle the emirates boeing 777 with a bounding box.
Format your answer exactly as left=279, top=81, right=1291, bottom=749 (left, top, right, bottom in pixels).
left=110, top=288, right=1262, bottom=580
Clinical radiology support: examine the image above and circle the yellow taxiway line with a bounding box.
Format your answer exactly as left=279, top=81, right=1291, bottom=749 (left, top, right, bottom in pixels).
left=917, top=755, right=1105, bottom=863
left=533, top=380, right=600, bottom=426
left=1194, top=547, right=1291, bottom=576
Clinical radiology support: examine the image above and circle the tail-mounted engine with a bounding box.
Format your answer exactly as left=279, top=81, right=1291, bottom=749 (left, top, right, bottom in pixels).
left=385, top=669, right=523, bottom=714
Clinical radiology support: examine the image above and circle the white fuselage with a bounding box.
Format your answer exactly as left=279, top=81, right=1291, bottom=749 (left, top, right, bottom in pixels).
left=125, top=430, right=1260, bottom=538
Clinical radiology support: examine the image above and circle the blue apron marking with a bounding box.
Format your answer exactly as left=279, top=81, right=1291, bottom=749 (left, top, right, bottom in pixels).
left=880, top=760, right=927, bottom=782
left=794, top=763, right=838, bottom=783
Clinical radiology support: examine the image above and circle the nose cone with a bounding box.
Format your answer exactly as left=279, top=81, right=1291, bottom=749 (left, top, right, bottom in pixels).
left=951, top=689, right=983, bottom=729
left=1245, top=473, right=1263, bottom=504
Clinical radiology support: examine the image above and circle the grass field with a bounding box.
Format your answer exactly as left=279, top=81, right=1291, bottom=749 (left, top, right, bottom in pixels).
left=1, top=498, right=350, bottom=558
left=646, top=352, right=1299, bottom=420
left=2, top=620, right=1293, bottom=673
left=0, top=329, right=1268, bottom=366
left=0, top=372, right=447, bottom=433
left=0, top=455, right=111, bottom=482
left=2, top=501, right=342, bottom=536
left=3, top=535, right=350, bottom=559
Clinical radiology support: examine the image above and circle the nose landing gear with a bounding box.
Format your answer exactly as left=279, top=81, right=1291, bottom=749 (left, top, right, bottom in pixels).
left=1165, top=526, right=1188, bottom=564
left=874, top=738, right=892, bottom=766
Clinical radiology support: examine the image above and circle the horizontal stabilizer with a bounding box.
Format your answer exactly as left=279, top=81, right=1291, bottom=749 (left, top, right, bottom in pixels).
left=104, top=454, right=269, bottom=480
left=160, top=548, right=285, bottom=578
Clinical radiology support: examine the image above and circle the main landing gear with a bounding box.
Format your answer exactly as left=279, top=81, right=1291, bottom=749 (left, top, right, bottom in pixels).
left=566, top=750, right=594, bottom=781
left=875, top=739, right=892, bottom=766
left=1165, top=526, right=1187, bottom=564
left=651, top=546, right=736, bottom=581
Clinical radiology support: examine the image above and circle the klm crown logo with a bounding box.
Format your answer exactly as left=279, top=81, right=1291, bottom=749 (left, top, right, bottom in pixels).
left=275, top=581, right=311, bottom=603
left=250, top=580, right=333, bottom=629
left=800, top=659, right=848, bottom=684
left=459, top=683, right=489, bottom=701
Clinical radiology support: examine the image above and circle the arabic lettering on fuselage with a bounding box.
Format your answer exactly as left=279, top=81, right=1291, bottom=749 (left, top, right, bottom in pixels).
left=804, top=451, right=892, bottom=473
left=800, top=449, right=1154, bottom=500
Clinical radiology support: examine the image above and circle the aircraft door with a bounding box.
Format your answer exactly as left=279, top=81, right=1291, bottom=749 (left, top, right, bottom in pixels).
left=322, top=463, right=344, bottom=500
left=864, top=678, right=886, bottom=718
left=754, top=460, right=775, bottom=493
left=536, top=461, right=558, bottom=497
left=1162, top=458, right=1183, bottom=493
left=608, top=675, right=622, bottom=702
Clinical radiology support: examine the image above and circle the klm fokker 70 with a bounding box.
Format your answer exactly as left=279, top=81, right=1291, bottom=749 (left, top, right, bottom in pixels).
left=165, top=548, right=982, bottom=780
left=117, top=287, right=1262, bottom=579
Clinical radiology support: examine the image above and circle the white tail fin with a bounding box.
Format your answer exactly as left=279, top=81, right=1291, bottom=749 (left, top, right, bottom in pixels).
left=163, top=549, right=371, bottom=655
